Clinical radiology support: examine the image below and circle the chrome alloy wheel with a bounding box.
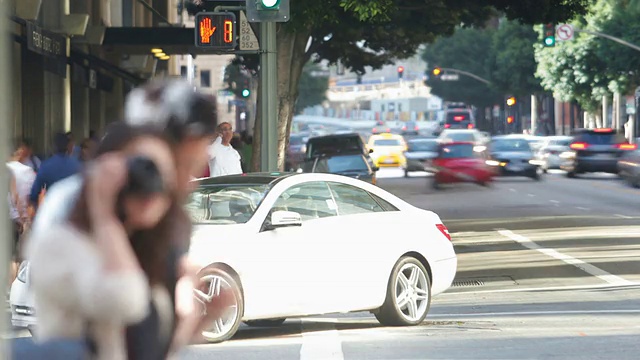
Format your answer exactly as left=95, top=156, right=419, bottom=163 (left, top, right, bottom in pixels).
left=194, top=274, right=239, bottom=339
left=393, top=263, right=430, bottom=322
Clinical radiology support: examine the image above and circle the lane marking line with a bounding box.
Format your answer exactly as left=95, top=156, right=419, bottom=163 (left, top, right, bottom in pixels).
left=509, top=188, right=516, bottom=192
left=615, top=214, right=633, bottom=219
left=497, top=229, right=634, bottom=286
left=575, top=206, right=589, bottom=211
left=429, top=309, right=640, bottom=318
left=300, top=318, right=344, bottom=360
left=550, top=200, right=560, bottom=203
left=441, top=282, right=640, bottom=295
left=527, top=194, right=535, bottom=197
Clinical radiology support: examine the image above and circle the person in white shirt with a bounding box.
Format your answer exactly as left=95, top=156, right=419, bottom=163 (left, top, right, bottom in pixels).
left=208, top=122, right=243, bottom=177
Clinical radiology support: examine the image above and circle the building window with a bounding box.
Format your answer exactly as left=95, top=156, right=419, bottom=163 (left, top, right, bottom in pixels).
left=200, top=70, right=211, bottom=87
left=180, top=66, right=187, bottom=78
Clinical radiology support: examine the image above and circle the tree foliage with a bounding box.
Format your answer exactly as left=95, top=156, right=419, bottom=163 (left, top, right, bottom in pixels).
left=534, top=0, right=640, bottom=111
left=295, top=62, right=329, bottom=114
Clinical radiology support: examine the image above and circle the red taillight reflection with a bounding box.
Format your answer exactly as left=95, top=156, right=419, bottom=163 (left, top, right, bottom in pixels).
left=467, top=124, right=474, bottom=129
left=444, top=124, right=451, bottom=128
left=617, top=143, right=637, bottom=150
left=436, top=224, right=451, bottom=241
left=570, top=142, right=588, bottom=150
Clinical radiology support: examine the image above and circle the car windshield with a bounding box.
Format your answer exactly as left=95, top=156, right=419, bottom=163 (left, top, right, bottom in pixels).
left=303, top=155, right=369, bottom=173
left=408, top=141, right=438, bottom=152
left=308, top=136, right=362, bottom=157
left=575, top=132, right=626, bottom=145
left=440, top=144, right=475, bottom=158
left=374, top=139, right=402, bottom=146
left=443, top=132, right=476, bottom=142
left=552, top=139, right=572, bottom=147
left=185, top=184, right=270, bottom=225
left=491, top=139, right=532, bottom=152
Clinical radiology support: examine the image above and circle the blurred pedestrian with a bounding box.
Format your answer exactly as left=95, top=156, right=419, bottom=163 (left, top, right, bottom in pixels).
left=208, top=122, right=243, bottom=176
left=18, top=139, right=41, bottom=173
left=29, top=133, right=80, bottom=209
left=79, top=137, right=97, bottom=162
left=25, top=126, right=178, bottom=358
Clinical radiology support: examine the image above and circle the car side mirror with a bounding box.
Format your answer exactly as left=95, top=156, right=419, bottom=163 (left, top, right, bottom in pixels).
left=372, top=166, right=379, bottom=172
left=268, top=210, right=302, bottom=229
left=369, top=148, right=374, bottom=153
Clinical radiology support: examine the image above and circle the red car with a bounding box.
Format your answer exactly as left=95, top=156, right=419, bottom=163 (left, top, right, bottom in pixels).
left=429, top=142, right=494, bottom=188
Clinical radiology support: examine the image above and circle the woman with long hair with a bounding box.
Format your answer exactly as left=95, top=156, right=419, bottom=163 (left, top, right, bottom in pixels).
left=26, top=124, right=179, bottom=358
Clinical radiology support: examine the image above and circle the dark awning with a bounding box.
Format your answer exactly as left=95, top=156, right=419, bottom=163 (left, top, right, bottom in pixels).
left=103, top=27, right=237, bottom=55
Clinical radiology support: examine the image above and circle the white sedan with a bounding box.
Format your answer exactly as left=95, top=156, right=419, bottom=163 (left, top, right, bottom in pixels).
left=186, top=172, right=457, bottom=342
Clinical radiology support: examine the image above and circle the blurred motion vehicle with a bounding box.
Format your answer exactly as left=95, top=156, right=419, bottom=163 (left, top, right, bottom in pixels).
left=186, top=173, right=457, bottom=342
left=368, top=133, right=407, bottom=168
left=560, top=128, right=637, bottom=178
left=438, top=129, right=487, bottom=145
left=442, top=107, right=475, bottom=130
left=535, top=136, right=572, bottom=172
left=286, top=133, right=310, bottom=170
left=618, top=148, right=640, bottom=187
left=372, top=124, right=392, bottom=135
left=401, top=121, right=420, bottom=136
left=10, top=261, right=35, bottom=332
left=431, top=142, right=493, bottom=189
left=302, top=153, right=378, bottom=184
left=488, top=135, right=543, bottom=180
left=524, top=135, right=545, bottom=153
left=402, top=138, right=440, bottom=177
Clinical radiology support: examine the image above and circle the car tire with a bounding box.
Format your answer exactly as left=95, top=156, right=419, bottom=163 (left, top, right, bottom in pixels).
left=375, top=256, right=432, bottom=326
left=404, top=169, right=409, bottom=178
left=197, top=267, right=244, bottom=343
left=566, top=170, right=577, bottom=178
left=431, top=178, right=440, bottom=190
left=244, top=318, right=286, bottom=327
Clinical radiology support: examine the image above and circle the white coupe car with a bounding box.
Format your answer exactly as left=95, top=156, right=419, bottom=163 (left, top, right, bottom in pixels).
left=187, top=172, right=457, bottom=342
left=9, top=172, right=457, bottom=343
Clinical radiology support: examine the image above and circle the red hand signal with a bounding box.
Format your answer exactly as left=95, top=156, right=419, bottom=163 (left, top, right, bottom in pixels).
left=199, top=17, right=216, bottom=44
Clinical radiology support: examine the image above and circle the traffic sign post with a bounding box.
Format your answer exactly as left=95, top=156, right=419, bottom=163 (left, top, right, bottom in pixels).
left=238, top=11, right=259, bottom=51
left=556, top=24, right=574, bottom=42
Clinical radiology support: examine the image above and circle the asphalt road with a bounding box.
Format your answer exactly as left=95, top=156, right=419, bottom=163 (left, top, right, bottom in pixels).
left=178, top=168, right=640, bottom=360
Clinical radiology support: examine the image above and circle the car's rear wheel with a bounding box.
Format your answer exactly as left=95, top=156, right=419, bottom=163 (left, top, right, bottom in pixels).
left=244, top=318, right=286, bottom=327
left=195, top=267, right=244, bottom=343
left=375, top=257, right=431, bottom=326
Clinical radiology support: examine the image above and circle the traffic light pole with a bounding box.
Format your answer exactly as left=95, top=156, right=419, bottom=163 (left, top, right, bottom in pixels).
left=0, top=0, right=10, bottom=352
left=260, top=21, right=278, bottom=172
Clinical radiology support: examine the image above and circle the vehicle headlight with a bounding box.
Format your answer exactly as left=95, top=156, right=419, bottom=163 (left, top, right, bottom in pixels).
left=559, top=151, right=575, bottom=159
left=474, top=145, right=487, bottom=152
left=485, top=160, right=500, bottom=166
left=17, top=261, right=28, bottom=283
left=528, top=159, right=545, bottom=165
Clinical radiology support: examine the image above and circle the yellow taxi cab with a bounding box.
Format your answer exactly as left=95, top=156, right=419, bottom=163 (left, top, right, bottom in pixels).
left=368, top=133, right=407, bottom=167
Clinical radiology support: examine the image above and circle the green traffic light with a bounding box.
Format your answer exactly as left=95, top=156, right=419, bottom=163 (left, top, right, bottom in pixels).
left=259, top=0, right=280, bottom=9
left=242, top=89, right=250, bottom=97
left=544, top=37, right=555, bottom=47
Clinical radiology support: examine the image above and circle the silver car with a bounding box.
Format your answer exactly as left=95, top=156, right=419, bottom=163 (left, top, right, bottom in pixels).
left=536, top=136, right=572, bottom=172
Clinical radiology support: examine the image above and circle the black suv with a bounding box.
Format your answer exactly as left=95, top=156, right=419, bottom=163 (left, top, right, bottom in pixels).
left=561, top=128, right=637, bottom=178
left=305, top=133, right=375, bottom=168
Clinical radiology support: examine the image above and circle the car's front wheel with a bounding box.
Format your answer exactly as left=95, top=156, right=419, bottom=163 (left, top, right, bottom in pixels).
left=375, top=256, right=431, bottom=326
left=195, top=267, right=244, bottom=343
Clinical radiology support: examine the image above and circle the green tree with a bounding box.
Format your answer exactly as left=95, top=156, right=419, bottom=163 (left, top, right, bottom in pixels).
left=295, top=62, right=329, bottom=114
left=231, top=0, right=589, bottom=170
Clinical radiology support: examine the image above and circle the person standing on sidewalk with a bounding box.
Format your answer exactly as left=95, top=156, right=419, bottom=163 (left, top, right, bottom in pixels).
left=208, top=122, right=243, bottom=177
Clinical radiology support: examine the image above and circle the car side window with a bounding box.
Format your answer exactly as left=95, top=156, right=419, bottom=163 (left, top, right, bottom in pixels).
left=369, top=193, right=399, bottom=211
left=328, top=182, right=384, bottom=215
left=273, top=181, right=337, bottom=221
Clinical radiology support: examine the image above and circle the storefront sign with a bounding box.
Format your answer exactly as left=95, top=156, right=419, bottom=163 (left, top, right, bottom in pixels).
left=26, top=22, right=68, bottom=77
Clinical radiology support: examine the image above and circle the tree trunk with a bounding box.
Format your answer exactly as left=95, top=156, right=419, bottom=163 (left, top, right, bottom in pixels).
left=275, top=29, right=312, bottom=171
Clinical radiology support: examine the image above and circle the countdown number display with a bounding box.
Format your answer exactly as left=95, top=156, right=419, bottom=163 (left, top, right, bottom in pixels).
left=195, top=12, right=237, bottom=49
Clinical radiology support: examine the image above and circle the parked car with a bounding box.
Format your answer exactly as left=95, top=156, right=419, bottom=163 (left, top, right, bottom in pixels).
left=488, top=135, right=544, bottom=180
left=535, top=136, right=572, bottom=172
left=368, top=133, right=407, bottom=168
left=617, top=148, right=640, bottom=187
left=560, top=128, right=637, bottom=178
left=186, top=173, right=457, bottom=342
left=402, top=138, right=440, bottom=177
left=304, top=133, right=374, bottom=169
left=431, top=142, right=494, bottom=188
left=302, top=153, right=378, bottom=184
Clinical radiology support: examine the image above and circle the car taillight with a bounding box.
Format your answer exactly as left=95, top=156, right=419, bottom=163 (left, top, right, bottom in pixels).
left=444, top=124, right=451, bottom=128
left=386, top=128, right=391, bottom=132
left=454, top=116, right=465, bottom=121
left=414, top=126, right=419, bottom=131
left=402, top=126, right=407, bottom=131
left=617, top=143, right=637, bottom=150
left=467, top=124, right=474, bottom=129
left=570, top=142, right=588, bottom=150
left=436, top=224, right=451, bottom=241
left=373, top=127, right=377, bottom=132
left=594, top=128, right=613, bottom=133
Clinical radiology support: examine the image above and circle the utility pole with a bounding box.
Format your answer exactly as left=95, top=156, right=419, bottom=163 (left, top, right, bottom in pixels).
left=0, top=0, right=11, bottom=352
left=259, top=22, right=278, bottom=171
